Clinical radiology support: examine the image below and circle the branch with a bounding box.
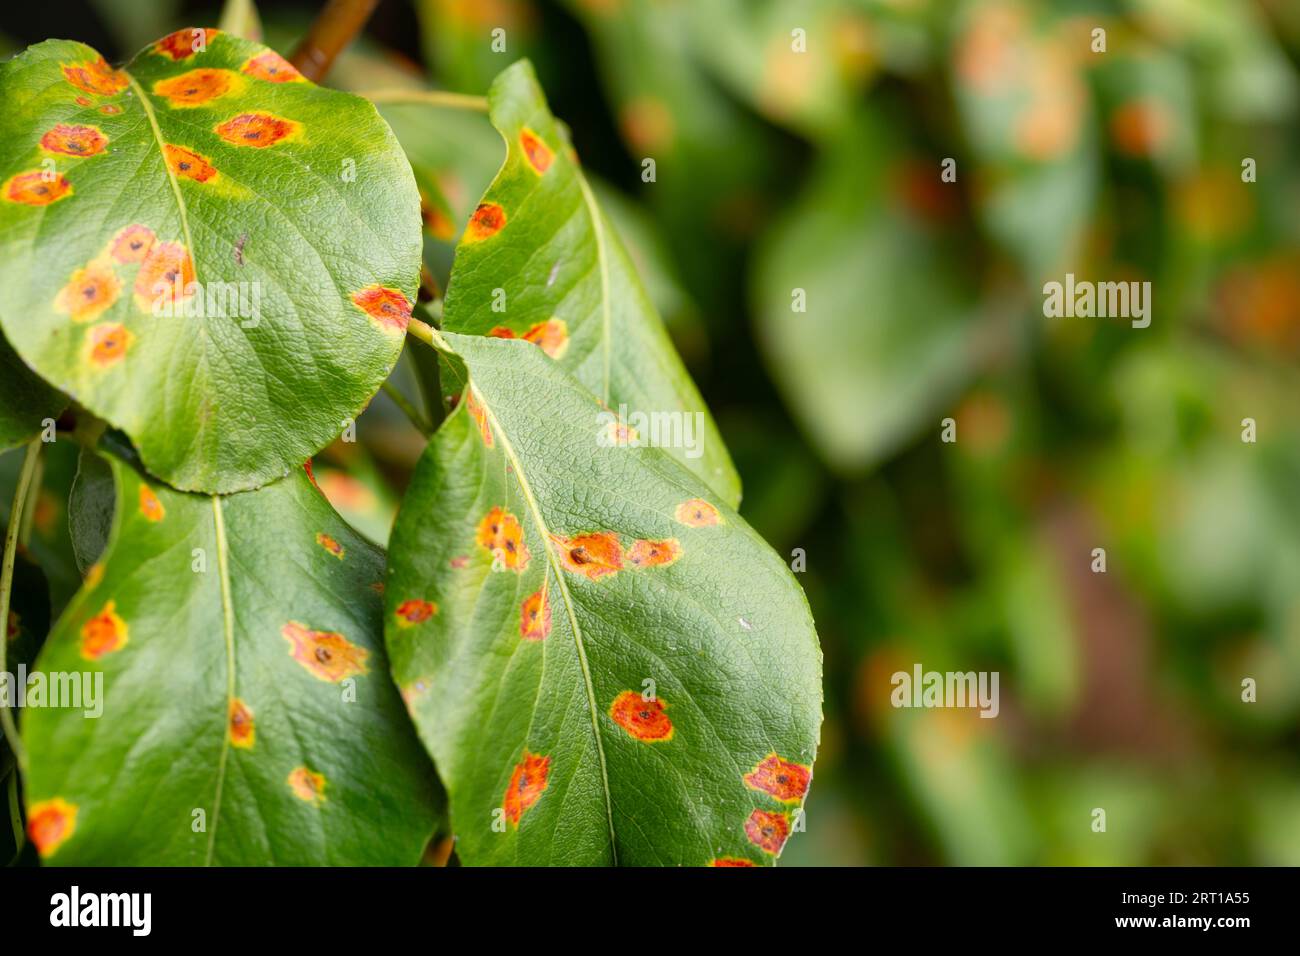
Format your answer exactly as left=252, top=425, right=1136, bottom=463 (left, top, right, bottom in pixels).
left=290, top=0, right=381, bottom=84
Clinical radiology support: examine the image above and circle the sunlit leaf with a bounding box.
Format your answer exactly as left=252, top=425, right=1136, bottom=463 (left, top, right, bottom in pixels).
left=0, top=32, right=421, bottom=493
left=386, top=332, right=821, bottom=865
left=22, top=455, right=440, bottom=864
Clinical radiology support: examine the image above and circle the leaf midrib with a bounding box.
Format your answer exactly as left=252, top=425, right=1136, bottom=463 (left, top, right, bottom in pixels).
left=470, top=380, right=619, bottom=864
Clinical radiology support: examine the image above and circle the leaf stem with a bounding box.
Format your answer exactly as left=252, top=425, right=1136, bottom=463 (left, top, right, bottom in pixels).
left=0, top=438, right=42, bottom=773
left=361, top=89, right=490, bottom=112
left=406, top=316, right=452, bottom=355
left=290, top=0, right=380, bottom=83
left=380, top=380, right=432, bottom=435
left=6, top=769, right=23, bottom=857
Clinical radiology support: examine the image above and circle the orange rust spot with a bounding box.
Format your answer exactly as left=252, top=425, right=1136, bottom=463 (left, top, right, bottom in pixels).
left=288, top=766, right=326, bottom=804
left=214, top=111, right=300, bottom=148
left=242, top=51, right=302, bottom=83
left=553, top=531, right=623, bottom=580
left=1110, top=99, right=1172, bottom=158
left=626, top=538, right=681, bottom=569
left=3, top=171, right=72, bottom=206
left=674, top=498, right=721, bottom=528
left=523, top=319, right=568, bottom=359
left=464, top=390, right=494, bottom=446
left=163, top=143, right=218, bottom=183
left=503, top=750, right=550, bottom=826
left=519, top=127, right=554, bottom=174
left=134, top=241, right=195, bottom=311
left=153, top=68, right=236, bottom=106
left=619, top=97, right=675, bottom=153
left=315, top=532, right=345, bottom=559
left=395, top=599, right=437, bottom=628
left=75, top=96, right=91, bottom=107
left=476, top=506, right=530, bottom=572
left=109, top=224, right=156, bottom=263
left=229, top=698, right=254, bottom=748
left=609, top=690, right=673, bottom=742
left=519, top=587, right=551, bottom=641
left=99, top=104, right=121, bottom=115
left=450, top=555, right=469, bottom=569
left=154, top=28, right=220, bottom=60
left=81, top=600, right=127, bottom=659
left=62, top=57, right=127, bottom=96
left=488, top=326, right=517, bottom=340
left=138, top=484, right=165, bottom=522
left=86, top=323, right=133, bottom=368
left=282, top=621, right=369, bottom=682
left=743, top=753, right=811, bottom=803
left=55, top=260, right=121, bottom=323
left=463, top=202, right=506, bottom=243
left=40, top=123, right=108, bottom=158
left=26, top=798, right=77, bottom=858
left=351, top=285, right=412, bottom=334
left=710, top=857, right=757, bottom=867
left=744, top=809, right=790, bottom=855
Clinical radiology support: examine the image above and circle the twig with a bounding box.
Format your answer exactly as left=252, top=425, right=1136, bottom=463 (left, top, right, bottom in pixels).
left=0, top=438, right=41, bottom=773
left=290, top=0, right=381, bottom=83
left=361, top=89, right=490, bottom=112
left=380, top=380, right=432, bottom=435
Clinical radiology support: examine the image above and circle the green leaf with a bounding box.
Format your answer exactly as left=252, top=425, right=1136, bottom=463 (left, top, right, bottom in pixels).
left=21, top=455, right=440, bottom=864
left=752, top=116, right=980, bottom=471
left=68, top=447, right=115, bottom=573
left=0, top=331, right=65, bottom=451
left=217, top=0, right=264, bottom=43
left=386, top=332, right=821, bottom=866
left=442, top=60, right=740, bottom=508
left=0, top=32, right=421, bottom=493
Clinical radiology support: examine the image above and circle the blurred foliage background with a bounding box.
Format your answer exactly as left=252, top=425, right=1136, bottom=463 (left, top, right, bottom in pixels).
left=3, top=0, right=1299, bottom=865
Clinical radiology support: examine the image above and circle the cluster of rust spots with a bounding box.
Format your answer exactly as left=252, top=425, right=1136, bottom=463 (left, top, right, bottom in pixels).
left=2, top=171, right=73, bottom=206
left=395, top=598, right=437, bottom=628
left=463, top=202, right=506, bottom=243
left=674, top=498, right=722, bottom=528
left=138, top=484, right=166, bottom=522
left=552, top=531, right=623, bottom=581
left=625, top=538, right=681, bottom=569
left=241, top=51, right=303, bottom=83
left=488, top=318, right=569, bottom=360
left=40, top=123, right=108, bottom=158
left=476, top=506, right=531, bottom=572
left=229, top=698, right=255, bottom=749
left=62, top=56, right=127, bottom=96
left=163, top=143, right=219, bottom=183
left=26, top=798, right=77, bottom=858
left=744, top=754, right=812, bottom=803
left=503, top=750, right=550, bottom=826
left=744, top=809, right=790, bottom=855
left=518, top=127, right=554, bottom=175
left=315, top=532, right=345, bottom=559
left=214, top=112, right=300, bottom=148
left=153, top=68, right=238, bottom=107
left=609, top=690, right=673, bottom=742
left=288, top=766, right=326, bottom=805
left=282, top=621, right=369, bottom=682
left=80, top=600, right=128, bottom=660
left=519, top=586, right=551, bottom=641
left=154, top=28, right=220, bottom=61
left=464, top=391, right=493, bottom=446
left=710, top=857, right=756, bottom=867
left=350, top=285, right=412, bottom=335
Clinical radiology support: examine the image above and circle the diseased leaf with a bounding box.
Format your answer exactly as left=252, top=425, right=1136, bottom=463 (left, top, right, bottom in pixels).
left=0, top=31, right=421, bottom=493
left=386, top=332, right=821, bottom=866
left=442, top=60, right=740, bottom=507
left=22, top=455, right=440, bottom=864
left=0, top=331, right=65, bottom=451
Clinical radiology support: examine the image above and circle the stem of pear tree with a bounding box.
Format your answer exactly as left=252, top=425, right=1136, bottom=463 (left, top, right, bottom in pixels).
left=380, top=381, right=432, bottom=436
left=290, top=0, right=380, bottom=83
left=0, top=438, right=41, bottom=773
left=361, top=89, right=490, bottom=112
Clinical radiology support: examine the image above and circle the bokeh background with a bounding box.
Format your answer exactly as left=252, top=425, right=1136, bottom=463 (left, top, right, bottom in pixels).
left=3, top=0, right=1299, bottom=865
